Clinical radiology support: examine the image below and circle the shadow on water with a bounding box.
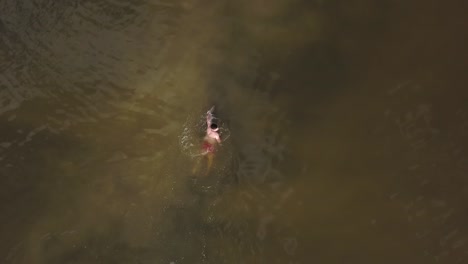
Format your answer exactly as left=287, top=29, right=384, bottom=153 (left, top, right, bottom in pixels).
left=1, top=0, right=468, bottom=263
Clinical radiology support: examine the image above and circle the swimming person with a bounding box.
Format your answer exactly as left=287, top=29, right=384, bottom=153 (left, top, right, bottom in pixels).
left=192, top=106, right=221, bottom=175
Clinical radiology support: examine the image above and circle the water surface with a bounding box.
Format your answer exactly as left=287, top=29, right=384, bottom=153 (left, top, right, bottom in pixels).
left=1, top=0, right=467, bottom=263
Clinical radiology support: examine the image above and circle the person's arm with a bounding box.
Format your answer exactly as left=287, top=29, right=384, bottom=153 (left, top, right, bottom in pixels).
left=206, top=106, right=215, bottom=129
left=206, top=112, right=212, bottom=126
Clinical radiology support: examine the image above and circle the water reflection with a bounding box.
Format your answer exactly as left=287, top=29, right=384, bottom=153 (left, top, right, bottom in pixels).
left=1, top=0, right=468, bottom=263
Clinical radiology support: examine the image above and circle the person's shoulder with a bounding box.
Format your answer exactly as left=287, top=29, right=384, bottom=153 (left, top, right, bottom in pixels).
left=209, top=131, right=219, bottom=138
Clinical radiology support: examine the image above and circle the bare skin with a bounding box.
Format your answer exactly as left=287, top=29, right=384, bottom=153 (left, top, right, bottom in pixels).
left=192, top=107, right=221, bottom=175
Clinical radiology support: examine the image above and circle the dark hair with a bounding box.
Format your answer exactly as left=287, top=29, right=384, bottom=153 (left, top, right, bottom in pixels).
left=210, top=123, right=218, bottom=129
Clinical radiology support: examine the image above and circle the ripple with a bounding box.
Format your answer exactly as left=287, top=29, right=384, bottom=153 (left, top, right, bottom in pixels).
left=0, top=0, right=184, bottom=133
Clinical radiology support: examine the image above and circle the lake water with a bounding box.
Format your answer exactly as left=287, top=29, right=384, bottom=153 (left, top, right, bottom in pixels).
left=1, top=0, right=468, bottom=263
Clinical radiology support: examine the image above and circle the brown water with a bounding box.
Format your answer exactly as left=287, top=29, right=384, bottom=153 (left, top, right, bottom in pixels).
left=1, top=0, right=468, bottom=263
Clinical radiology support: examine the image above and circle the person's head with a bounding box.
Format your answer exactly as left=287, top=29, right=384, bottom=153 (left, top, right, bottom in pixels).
left=210, top=123, right=219, bottom=132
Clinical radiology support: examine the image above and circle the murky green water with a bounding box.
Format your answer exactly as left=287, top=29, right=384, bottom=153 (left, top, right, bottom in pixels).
left=1, top=0, right=468, bottom=263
